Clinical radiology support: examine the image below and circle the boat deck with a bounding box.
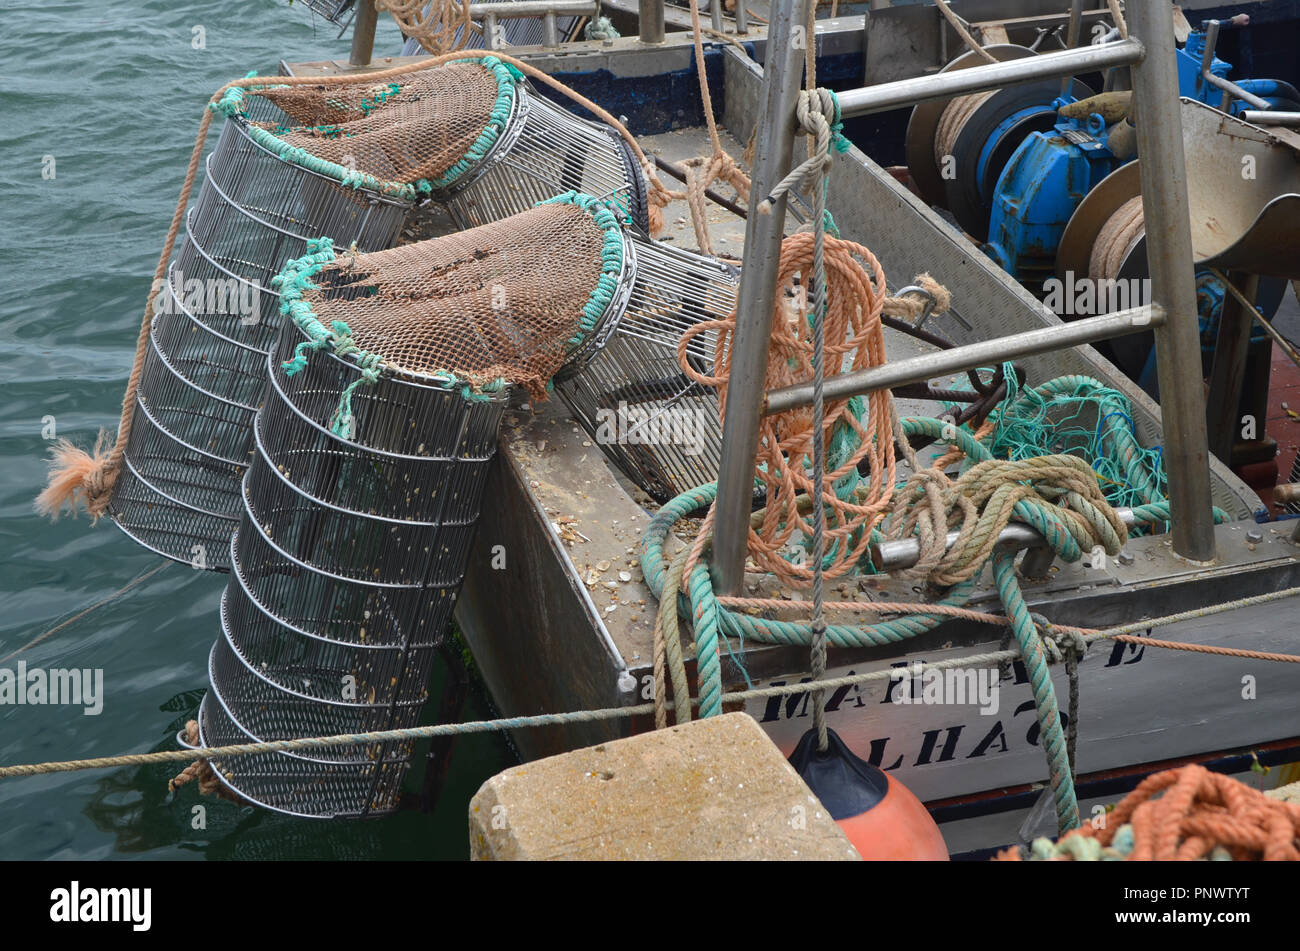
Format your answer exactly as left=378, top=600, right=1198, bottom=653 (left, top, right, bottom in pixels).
left=286, top=12, right=1300, bottom=853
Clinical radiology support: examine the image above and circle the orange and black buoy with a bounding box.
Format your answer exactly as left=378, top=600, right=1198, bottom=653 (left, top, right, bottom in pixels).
left=789, top=728, right=949, bottom=861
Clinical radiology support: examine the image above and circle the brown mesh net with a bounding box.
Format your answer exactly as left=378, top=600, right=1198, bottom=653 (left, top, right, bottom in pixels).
left=301, top=202, right=609, bottom=399
left=254, top=62, right=507, bottom=187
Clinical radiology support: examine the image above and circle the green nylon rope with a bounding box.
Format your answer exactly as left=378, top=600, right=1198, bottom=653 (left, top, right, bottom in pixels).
left=992, top=549, right=1079, bottom=832
left=638, top=401, right=1227, bottom=832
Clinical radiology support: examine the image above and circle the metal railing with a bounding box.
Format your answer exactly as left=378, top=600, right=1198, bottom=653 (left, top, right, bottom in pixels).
left=347, top=0, right=597, bottom=63
left=713, top=0, right=1218, bottom=594
left=475, top=1, right=597, bottom=49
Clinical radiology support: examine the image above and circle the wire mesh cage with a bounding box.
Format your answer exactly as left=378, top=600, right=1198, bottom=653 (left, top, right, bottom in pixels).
left=301, top=0, right=356, bottom=23
left=433, top=81, right=650, bottom=232
left=108, top=59, right=644, bottom=570
left=196, top=196, right=629, bottom=817
left=554, top=237, right=739, bottom=503
left=107, top=97, right=415, bottom=569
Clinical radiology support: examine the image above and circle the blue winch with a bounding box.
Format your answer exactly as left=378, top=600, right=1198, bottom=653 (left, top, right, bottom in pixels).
left=983, top=102, right=1124, bottom=291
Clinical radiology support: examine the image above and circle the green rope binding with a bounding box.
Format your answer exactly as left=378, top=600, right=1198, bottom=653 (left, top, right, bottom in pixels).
left=536, top=190, right=631, bottom=351
left=425, top=57, right=524, bottom=194
left=638, top=398, right=1233, bottom=833
left=208, top=57, right=525, bottom=202
left=272, top=237, right=390, bottom=439
left=270, top=189, right=631, bottom=437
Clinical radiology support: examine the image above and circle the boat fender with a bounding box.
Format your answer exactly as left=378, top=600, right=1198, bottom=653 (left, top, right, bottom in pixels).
left=788, top=727, right=949, bottom=861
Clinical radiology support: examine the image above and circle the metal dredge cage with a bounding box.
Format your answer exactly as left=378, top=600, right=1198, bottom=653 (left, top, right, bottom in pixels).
left=108, top=103, right=413, bottom=570
left=108, top=60, right=644, bottom=570
left=302, top=0, right=355, bottom=23
left=197, top=334, right=507, bottom=818
left=196, top=198, right=624, bottom=817
left=554, top=238, right=739, bottom=503
left=434, top=82, right=650, bottom=232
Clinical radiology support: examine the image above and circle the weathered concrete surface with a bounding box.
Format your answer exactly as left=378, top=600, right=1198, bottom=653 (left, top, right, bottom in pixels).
left=469, top=713, right=861, bottom=860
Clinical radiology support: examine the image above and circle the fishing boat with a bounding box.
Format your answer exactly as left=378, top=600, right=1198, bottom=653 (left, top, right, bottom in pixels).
left=26, top=0, right=1300, bottom=858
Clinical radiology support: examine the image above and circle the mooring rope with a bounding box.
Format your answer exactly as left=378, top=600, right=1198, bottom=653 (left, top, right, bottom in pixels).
left=998, top=764, right=1300, bottom=861
left=933, top=0, right=997, bottom=64
left=3, top=585, right=1299, bottom=781
left=377, top=0, right=473, bottom=54
left=675, top=0, right=752, bottom=257
left=0, top=562, right=171, bottom=665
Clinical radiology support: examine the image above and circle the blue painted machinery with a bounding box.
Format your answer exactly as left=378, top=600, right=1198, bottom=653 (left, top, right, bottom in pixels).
left=973, top=20, right=1294, bottom=323
left=1179, top=21, right=1300, bottom=116
left=983, top=104, right=1122, bottom=292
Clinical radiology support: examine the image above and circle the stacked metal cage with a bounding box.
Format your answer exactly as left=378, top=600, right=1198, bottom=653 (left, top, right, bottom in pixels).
left=195, top=196, right=626, bottom=817
left=554, top=237, right=739, bottom=503
left=433, top=80, right=649, bottom=231
left=107, top=64, right=646, bottom=571
left=196, top=315, right=509, bottom=818
left=302, top=0, right=355, bottom=22
left=108, top=98, right=413, bottom=571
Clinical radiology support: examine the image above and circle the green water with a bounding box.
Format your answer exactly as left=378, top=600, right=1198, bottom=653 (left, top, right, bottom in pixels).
left=0, top=0, right=516, bottom=860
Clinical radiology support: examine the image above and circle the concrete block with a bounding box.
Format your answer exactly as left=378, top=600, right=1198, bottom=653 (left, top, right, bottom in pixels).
left=468, top=712, right=861, bottom=860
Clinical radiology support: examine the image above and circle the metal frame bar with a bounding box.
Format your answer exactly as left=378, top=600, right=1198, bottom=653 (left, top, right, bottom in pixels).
left=872, top=509, right=1138, bottom=573
left=1197, top=16, right=1270, bottom=112
left=835, top=38, right=1145, bottom=117
left=1205, top=271, right=1260, bottom=462
left=763, top=305, right=1164, bottom=416
left=712, top=0, right=810, bottom=595
left=1128, top=0, right=1216, bottom=561
left=1240, top=110, right=1300, bottom=127
left=639, top=0, right=665, bottom=43
left=348, top=0, right=378, bottom=67
left=714, top=0, right=1218, bottom=589
left=466, top=1, right=595, bottom=15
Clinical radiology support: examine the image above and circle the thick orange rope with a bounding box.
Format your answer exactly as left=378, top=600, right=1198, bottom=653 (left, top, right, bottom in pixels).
left=678, top=231, right=897, bottom=587
left=997, top=764, right=1300, bottom=860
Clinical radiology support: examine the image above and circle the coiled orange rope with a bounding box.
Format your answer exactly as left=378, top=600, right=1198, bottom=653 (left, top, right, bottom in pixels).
left=677, top=230, right=897, bottom=586
left=998, top=764, right=1300, bottom=861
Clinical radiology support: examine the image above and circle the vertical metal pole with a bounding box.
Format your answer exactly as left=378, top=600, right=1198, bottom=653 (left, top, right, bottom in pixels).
left=1060, top=0, right=1083, bottom=95
left=639, top=0, right=665, bottom=43
left=1205, top=272, right=1260, bottom=462
left=713, top=0, right=810, bottom=595
left=1127, top=0, right=1217, bottom=561
left=1198, top=19, right=1221, bottom=97
left=735, top=0, right=747, bottom=35
left=349, top=0, right=379, bottom=67
left=484, top=13, right=500, bottom=49
left=711, top=0, right=723, bottom=33
left=544, top=11, right=560, bottom=47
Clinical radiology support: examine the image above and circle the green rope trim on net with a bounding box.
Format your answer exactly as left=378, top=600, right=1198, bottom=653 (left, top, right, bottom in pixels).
left=270, top=189, right=631, bottom=427
left=272, top=238, right=487, bottom=440
left=207, top=58, right=524, bottom=202
left=536, top=190, right=632, bottom=352
left=424, top=56, right=524, bottom=194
